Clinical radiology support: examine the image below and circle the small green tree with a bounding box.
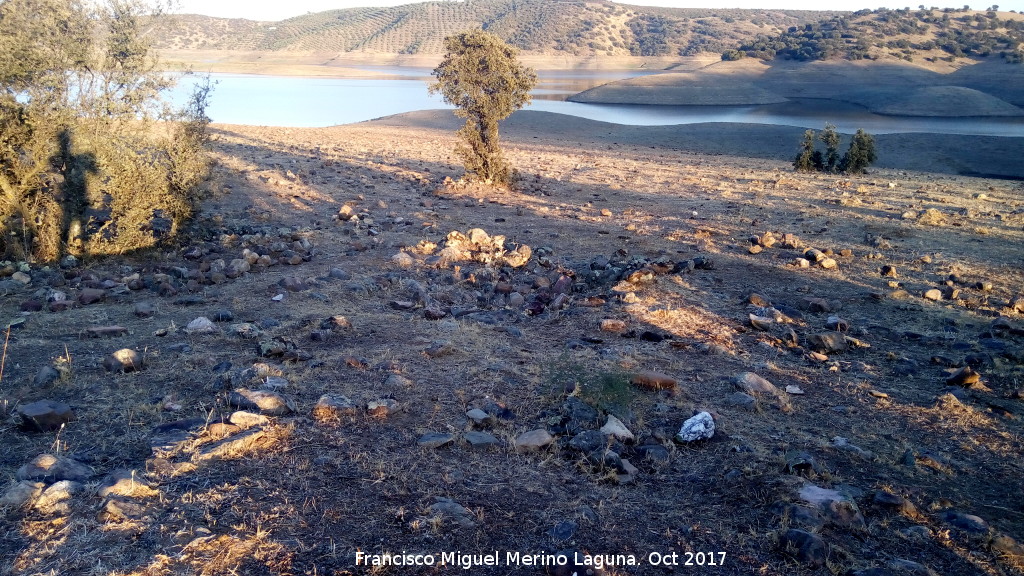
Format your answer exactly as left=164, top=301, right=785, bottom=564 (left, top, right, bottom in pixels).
left=819, top=122, right=841, bottom=173
left=430, top=30, right=537, bottom=186
left=793, top=129, right=818, bottom=171
left=840, top=129, right=877, bottom=174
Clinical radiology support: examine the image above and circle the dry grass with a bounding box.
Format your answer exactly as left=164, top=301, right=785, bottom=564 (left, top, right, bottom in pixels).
left=1, top=113, right=1023, bottom=576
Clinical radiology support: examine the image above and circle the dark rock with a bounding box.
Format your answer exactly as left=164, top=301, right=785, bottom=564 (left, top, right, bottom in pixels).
left=149, top=418, right=206, bottom=458
left=548, top=520, right=577, bottom=541
left=779, top=529, right=827, bottom=568
left=18, top=400, right=75, bottom=431
left=634, top=443, right=671, bottom=463
left=945, top=366, right=981, bottom=387
left=278, top=276, right=308, bottom=292
left=940, top=511, right=990, bottom=535
left=33, top=366, right=61, bottom=387
left=134, top=302, right=156, bottom=318
left=418, top=433, right=455, bottom=449
left=723, top=392, right=757, bottom=411
left=78, top=288, right=105, bottom=305
left=807, top=332, right=848, bottom=353
left=569, top=430, right=607, bottom=453
left=464, top=431, right=500, bottom=449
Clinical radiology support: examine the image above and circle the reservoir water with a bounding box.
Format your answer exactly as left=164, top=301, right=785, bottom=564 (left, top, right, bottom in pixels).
left=170, top=70, right=1024, bottom=137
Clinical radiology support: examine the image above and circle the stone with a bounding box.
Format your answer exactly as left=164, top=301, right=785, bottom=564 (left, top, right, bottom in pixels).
left=940, top=511, right=990, bottom=535
left=426, top=497, right=476, bottom=529
left=100, top=496, right=157, bottom=522
left=418, top=433, right=455, bottom=449
left=18, top=399, right=75, bottom=431
left=312, top=395, right=357, bottom=421
left=391, top=252, right=414, bottom=268
left=228, top=388, right=295, bottom=416
left=367, top=398, right=400, bottom=417
left=514, top=429, right=554, bottom=451
left=466, top=408, right=494, bottom=427
left=723, top=392, right=757, bottom=411
left=103, top=348, right=144, bottom=372
left=0, top=481, right=45, bottom=509
left=600, top=319, right=627, bottom=333
left=78, top=288, right=106, bottom=305
left=97, top=470, right=158, bottom=499
left=195, top=427, right=275, bottom=462
left=675, top=411, right=715, bottom=442
left=735, top=372, right=782, bottom=398
left=873, top=490, right=917, bottom=516
left=779, top=529, right=827, bottom=568
left=464, top=431, right=500, bottom=449
left=34, top=480, right=83, bottom=514
left=569, top=430, right=607, bottom=454
left=807, top=332, right=848, bottom=353
left=945, top=366, right=981, bottom=387
left=630, top=371, right=677, bottom=391
left=278, top=276, right=308, bottom=292
left=184, top=316, right=218, bottom=334
left=923, top=289, right=943, bottom=301
left=149, top=418, right=206, bottom=458
left=85, top=325, right=128, bottom=338
left=229, top=410, right=271, bottom=429
left=600, top=414, right=634, bottom=442
left=16, top=454, right=93, bottom=482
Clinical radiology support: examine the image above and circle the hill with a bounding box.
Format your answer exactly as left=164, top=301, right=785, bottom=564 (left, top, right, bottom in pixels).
left=150, top=0, right=839, bottom=58
left=725, top=7, right=1024, bottom=65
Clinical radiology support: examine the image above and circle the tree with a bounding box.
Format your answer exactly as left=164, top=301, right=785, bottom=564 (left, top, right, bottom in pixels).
left=430, top=30, right=537, bottom=186
left=0, top=0, right=210, bottom=261
left=840, top=129, right=877, bottom=173
left=819, top=123, right=841, bottom=173
left=793, top=129, right=818, bottom=171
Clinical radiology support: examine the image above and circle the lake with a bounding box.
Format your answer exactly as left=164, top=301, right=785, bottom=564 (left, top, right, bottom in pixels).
left=170, top=70, right=1024, bottom=137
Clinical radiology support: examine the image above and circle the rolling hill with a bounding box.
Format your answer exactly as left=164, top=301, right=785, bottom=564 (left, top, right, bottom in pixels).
left=150, top=0, right=840, bottom=58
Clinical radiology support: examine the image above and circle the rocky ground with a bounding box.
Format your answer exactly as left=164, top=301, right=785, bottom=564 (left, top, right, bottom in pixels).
left=1, top=112, right=1024, bottom=576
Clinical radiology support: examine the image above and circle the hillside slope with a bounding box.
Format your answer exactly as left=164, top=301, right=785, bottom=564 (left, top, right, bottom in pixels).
left=151, top=0, right=838, bottom=57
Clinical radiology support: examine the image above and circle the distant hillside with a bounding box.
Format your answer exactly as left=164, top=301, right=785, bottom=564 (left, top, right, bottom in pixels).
left=150, top=0, right=840, bottom=57
left=724, top=7, right=1024, bottom=64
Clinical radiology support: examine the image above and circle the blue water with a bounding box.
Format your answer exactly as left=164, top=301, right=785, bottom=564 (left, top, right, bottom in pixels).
left=169, top=71, right=1024, bottom=137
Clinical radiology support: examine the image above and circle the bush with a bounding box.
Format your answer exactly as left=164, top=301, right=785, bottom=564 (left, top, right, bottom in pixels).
left=0, top=0, right=211, bottom=262
left=429, top=30, right=536, bottom=186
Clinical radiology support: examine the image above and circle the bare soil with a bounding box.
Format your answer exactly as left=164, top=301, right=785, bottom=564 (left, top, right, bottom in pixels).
left=1, top=111, right=1023, bottom=576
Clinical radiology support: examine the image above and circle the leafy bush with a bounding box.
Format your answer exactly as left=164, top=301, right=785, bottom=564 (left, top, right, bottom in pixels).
left=0, top=0, right=211, bottom=262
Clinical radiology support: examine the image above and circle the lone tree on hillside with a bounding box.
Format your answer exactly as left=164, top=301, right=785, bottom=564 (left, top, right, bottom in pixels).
left=0, top=0, right=211, bottom=262
left=430, top=30, right=537, bottom=186
left=840, top=129, right=878, bottom=174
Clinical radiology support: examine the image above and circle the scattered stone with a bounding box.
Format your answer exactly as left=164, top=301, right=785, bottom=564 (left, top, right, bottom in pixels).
left=278, top=276, right=308, bottom=292
left=785, top=385, right=805, bottom=395
left=723, top=392, right=757, bottom=411
left=873, top=490, right=917, bottom=516
left=779, top=529, right=828, bottom=568
left=600, top=414, right=634, bottom=442
left=195, top=427, right=274, bottom=462
left=734, top=372, right=784, bottom=402
left=16, top=454, right=93, bottom=483
left=600, top=319, right=627, bottom=333
left=464, top=431, right=500, bottom=449
left=229, top=410, right=271, bottom=429
left=514, top=429, right=554, bottom=451
left=807, top=332, right=848, bottom=353
left=78, top=288, right=105, bottom=305
left=100, top=495, right=157, bottom=522
left=184, top=316, right=218, bottom=334
left=312, top=395, right=357, bottom=421
left=18, top=400, right=75, bottom=432
left=391, top=252, right=414, bottom=268
left=630, top=371, right=677, bottom=391
left=0, top=481, right=45, bottom=510
left=675, top=412, right=715, bottom=442
left=149, top=418, right=206, bottom=459
left=103, top=348, right=144, bottom=373
left=831, top=437, right=874, bottom=460
left=466, top=408, right=494, bottom=428
left=418, top=433, right=455, bottom=449
left=940, top=511, right=990, bottom=535
left=86, top=325, right=128, bottom=338
left=367, top=398, right=401, bottom=417
left=33, top=480, right=82, bottom=515
left=923, top=289, right=943, bottom=301
left=426, top=497, right=477, bottom=529
left=228, top=388, right=295, bottom=416
left=945, top=366, right=981, bottom=387
left=32, top=366, right=61, bottom=387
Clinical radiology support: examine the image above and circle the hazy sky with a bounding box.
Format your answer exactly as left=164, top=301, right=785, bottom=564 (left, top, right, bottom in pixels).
left=172, top=0, right=1021, bottom=22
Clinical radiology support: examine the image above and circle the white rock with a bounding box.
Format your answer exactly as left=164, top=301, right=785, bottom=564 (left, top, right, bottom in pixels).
left=675, top=411, right=715, bottom=443
left=391, top=252, right=415, bottom=268
left=600, top=414, right=635, bottom=442
left=184, top=316, right=218, bottom=334
left=0, top=481, right=44, bottom=509
left=785, top=385, right=805, bottom=395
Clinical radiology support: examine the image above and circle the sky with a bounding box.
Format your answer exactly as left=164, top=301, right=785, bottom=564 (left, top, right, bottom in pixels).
left=171, top=0, right=1021, bottom=22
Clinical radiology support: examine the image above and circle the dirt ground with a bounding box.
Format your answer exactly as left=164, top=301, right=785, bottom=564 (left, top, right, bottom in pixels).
left=1, top=110, right=1023, bottom=576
